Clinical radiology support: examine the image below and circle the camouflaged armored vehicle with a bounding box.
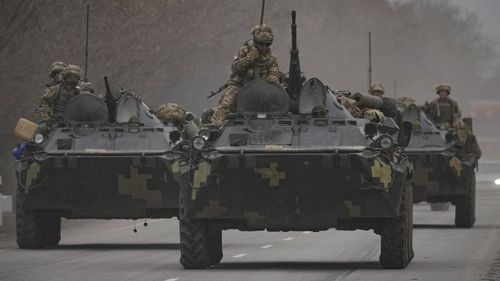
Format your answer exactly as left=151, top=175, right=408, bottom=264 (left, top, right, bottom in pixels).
left=13, top=81, right=184, bottom=249
left=398, top=101, right=478, bottom=228
left=177, top=11, right=414, bottom=269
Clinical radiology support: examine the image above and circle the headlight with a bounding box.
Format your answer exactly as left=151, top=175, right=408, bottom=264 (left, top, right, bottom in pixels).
left=34, top=133, right=44, bottom=144
left=495, top=179, right=500, bottom=186
left=192, top=137, right=206, bottom=150
left=198, top=128, right=211, bottom=140
left=378, top=135, right=393, bottom=149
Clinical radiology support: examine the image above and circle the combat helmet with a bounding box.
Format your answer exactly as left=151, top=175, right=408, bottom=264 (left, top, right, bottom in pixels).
left=251, top=24, right=273, bottom=45
left=436, top=83, right=451, bottom=95
left=61, top=65, right=83, bottom=79
left=48, top=61, right=67, bottom=78
left=370, top=83, right=385, bottom=95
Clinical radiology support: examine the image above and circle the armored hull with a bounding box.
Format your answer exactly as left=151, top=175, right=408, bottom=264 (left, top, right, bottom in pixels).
left=178, top=77, right=414, bottom=269
left=14, top=92, right=181, bottom=249
left=184, top=140, right=408, bottom=231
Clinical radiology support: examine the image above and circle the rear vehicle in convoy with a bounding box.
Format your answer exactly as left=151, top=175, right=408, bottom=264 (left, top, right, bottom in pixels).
left=399, top=101, right=478, bottom=227
left=176, top=11, right=414, bottom=269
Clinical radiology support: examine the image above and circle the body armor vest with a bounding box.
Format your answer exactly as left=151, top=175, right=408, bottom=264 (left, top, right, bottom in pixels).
left=53, top=87, right=78, bottom=120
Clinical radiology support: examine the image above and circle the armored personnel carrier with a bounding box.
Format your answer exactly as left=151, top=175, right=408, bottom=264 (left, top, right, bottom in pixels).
left=13, top=80, right=185, bottom=249
left=399, top=101, right=478, bottom=227
left=177, top=11, right=414, bottom=269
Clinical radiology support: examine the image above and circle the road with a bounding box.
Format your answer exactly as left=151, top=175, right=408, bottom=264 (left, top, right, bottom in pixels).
left=0, top=184, right=499, bottom=281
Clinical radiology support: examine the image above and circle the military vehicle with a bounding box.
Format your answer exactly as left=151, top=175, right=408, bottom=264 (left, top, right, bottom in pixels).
left=177, top=11, right=414, bottom=269
left=13, top=79, right=186, bottom=249
left=398, top=100, right=478, bottom=227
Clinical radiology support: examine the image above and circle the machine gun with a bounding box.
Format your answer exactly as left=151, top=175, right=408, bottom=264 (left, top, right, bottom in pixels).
left=206, top=82, right=228, bottom=99
left=287, top=11, right=305, bottom=100
left=104, top=76, right=116, bottom=123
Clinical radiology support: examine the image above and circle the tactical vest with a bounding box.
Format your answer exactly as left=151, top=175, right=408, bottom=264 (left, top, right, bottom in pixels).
left=437, top=102, right=453, bottom=124
left=53, top=86, right=79, bottom=120
left=242, top=55, right=274, bottom=85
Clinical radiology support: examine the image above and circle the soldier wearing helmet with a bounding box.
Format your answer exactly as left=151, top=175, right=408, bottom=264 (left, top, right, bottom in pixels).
left=35, top=64, right=83, bottom=126
left=370, top=83, right=385, bottom=97
left=46, top=61, right=67, bottom=87
left=209, top=24, right=280, bottom=127
left=425, top=83, right=462, bottom=129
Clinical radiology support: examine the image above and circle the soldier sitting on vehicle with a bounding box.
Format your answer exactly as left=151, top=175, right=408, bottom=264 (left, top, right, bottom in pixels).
left=35, top=65, right=83, bottom=127
left=46, top=61, right=67, bottom=88
left=209, top=24, right=280, bottom=127
left=336, top=94, right=385, bottom=123
left=424, top=83, right=461, bottom=129
left=154, top=103, right=187, bottom=128
left=424, top=83, right=481, bottom=160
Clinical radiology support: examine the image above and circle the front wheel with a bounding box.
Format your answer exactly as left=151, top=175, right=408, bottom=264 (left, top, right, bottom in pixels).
left=380, top=183, right=413, bottom=269
left=16, top=187, right=61, bottom=249
left=180, top=217, right=224, bottom=269
left=455, top=172, right=476, bottom=228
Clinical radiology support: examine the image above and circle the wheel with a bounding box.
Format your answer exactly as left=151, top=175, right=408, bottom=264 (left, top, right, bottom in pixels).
left=42, top=211, right=61, bottom=247
left=455, top=172, right=476, bottom=228
left=16, top=187, right=61, bottom=249
left=380, top=183, right=413, bottom=269
left=430, top=202, right=451, bottom=211
left=207, top=228, right=223, bottom=266
left=179, top=218, right=212, bottom=269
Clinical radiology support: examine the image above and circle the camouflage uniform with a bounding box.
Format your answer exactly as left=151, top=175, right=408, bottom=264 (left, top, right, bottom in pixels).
left=210, top=24, right=279, bottom=127
left=154, top=103, right=186, bottom=127
left=35, top=65, right=82, bottom=126
left=46, top=61, right=67, bottom=87
left=337, top=95, right=385, bottom=123
left=425, top=84, right=462, bottom=129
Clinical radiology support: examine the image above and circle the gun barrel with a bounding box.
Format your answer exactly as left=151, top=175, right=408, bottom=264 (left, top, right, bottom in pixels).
left=291, top=11, right=297, bottom=49
left=352, top=93, right=383, bottom=109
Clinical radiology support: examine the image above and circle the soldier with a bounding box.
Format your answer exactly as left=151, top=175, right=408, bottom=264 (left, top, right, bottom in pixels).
left=337, top=95, right=385, bottom=123
left=425, top=83, right=462, bottom=129
left=154, top=103, right=187, bottom=128
left=46, top=61, right=67, bottom=87
left=210, top=24, right=280, bottom=127
left=35, top=65, right=83, bottom=127
left=370, top=83, right=385, bottom=97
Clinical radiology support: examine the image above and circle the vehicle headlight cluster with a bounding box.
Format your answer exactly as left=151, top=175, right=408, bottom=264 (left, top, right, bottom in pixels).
left=378, top=135, right=393, bottom=149
left=192, top=137, right=206, bottom=150
left=34, top=133, right=44, bottom=144
left=495, top=178, right=500, bottom=186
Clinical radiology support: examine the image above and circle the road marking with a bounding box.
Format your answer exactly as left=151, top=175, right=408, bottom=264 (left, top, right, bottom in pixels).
left=302, top=231, right=312, bottom=234
left=232, top=253, right=248, bottom=258
left=283, top=237, right=295, bottom=241
left=260, top=244, right=273, bottom=249
left=164, top=278, right=179, bottom=281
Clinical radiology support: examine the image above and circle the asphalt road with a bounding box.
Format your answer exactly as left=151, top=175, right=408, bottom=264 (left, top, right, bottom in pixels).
left=0, top=184, right=499, bottom=281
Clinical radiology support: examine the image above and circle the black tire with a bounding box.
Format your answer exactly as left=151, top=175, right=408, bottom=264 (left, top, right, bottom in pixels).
left=43, top=211, right=61, bottom=247
left=179, top=218, right=211, bottom=269
left=380, top=184, right=413, bottom=269
left=430, top=202, right=451, bottom=211
left=207, top=228, right=223, bottom=266
left=455, top=172, right=476, bottom=228
left=16, top=188, right=61, bottom=249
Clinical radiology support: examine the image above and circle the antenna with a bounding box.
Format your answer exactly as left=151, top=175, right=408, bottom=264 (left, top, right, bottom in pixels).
left=368, top=32, right=372, bottom=92
left=259, top=0, right=266, bottom=25
left=84, top=4, right=90, bottom=82
left=394, top=79, right=397, bottom=98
